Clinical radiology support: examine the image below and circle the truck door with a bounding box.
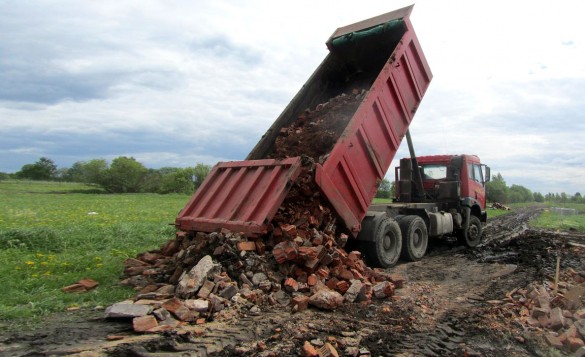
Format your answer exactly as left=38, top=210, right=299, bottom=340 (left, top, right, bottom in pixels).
left=467, top=162, right=486, bottom=209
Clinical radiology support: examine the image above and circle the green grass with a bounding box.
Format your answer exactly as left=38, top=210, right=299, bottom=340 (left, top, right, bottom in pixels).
left=0, top=180, right=190, bottom=324
left=531, top=203, right=585, bottom=232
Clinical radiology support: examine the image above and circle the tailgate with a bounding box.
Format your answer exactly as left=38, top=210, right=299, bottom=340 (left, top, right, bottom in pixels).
left=175, top=157, right=302, bottom=236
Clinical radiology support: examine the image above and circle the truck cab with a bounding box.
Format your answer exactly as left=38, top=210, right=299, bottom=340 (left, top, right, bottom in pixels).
left=398, top=154, right=490, bottom=223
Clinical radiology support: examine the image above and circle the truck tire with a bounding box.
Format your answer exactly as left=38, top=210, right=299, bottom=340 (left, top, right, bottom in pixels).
left=400, top=215, right=428, bottom=261
left=363, top=217, right=402, bottom=268
left=458, top=215, right=482, bottom=247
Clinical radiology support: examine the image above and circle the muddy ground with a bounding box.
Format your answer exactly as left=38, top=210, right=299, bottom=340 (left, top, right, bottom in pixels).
left=2, top=205, right=584, bottom=356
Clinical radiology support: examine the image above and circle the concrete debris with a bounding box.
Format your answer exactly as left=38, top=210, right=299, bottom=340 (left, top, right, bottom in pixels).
left=105, top=302, right=152, bottom=318
left=308, top=289, right=344, bottom=310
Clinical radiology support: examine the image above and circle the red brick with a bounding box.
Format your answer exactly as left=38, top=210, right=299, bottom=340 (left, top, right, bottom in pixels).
left=272, top=241, right=299, bottom=264
left=316, top=267, right=330, bottom=279
left=337, top=268, right=354, bottom=281
left=303, top=341, right=318, bottom=357
left=124, top=265, right=150, bottom=276
left=373, top=281, right=395, bottom=299
left=298, top=247, right=318, bottom=260
left=326, top=277, right=339, bottom=290
left=77, top=278, right=99, bottom=290
left=62, top=284, right=86, bottom=293
left=255, top=241, right=266, bottom=255
left=237, top=241, right=257, bottom=251
left=197, top=280, right=215, bottom=299
left=161, top=238, right=180, bottom=256
left=173, top=306, right=196, bottom=322
left=291, top=295, right=310, bottom=312
left=319, top=342, right=339, bottom=357
left=351, top=269, right=364, bottom=280
left=335, top=281, right=350, bottom=294
left=307, top=274, right=318, bottom=286
left=146, top=325, right=175, bottom=333
left=284, top=278, right=299, bottom=292
left=281, top=224, right=297, bottom=237
left=161, top=297, right=184, bottom=314
left=133, top=315, right=158, bottom=333
left=139, top=252, right=161, bottom=264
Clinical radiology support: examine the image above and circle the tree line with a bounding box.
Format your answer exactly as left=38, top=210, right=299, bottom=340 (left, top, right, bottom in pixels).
left=0, top=157, right=211, bottom=194
left=486, top=172, right=583, bottom=204
left=374, top=173, right=582, bottom=204
left=2, top=159, right=582, bottom=204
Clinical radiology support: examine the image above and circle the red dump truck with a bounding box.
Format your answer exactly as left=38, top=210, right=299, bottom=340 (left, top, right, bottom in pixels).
left=176, top=5, right=490, bottom=268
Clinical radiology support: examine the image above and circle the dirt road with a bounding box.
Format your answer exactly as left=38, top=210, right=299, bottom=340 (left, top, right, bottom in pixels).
left=2, top=205, right=584, bottom=356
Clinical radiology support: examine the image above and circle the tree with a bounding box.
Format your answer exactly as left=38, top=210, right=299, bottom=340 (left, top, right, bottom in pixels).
left=533, top=192, right=544, bottom=203
left=508, top=184, right=533, bottom=203
left=375, top=178, right=394, bottom=199
left=0, top=172, right=9, bottom=181
left=101, top=156, right=147, bottom=193
left=192, top=163, right=212, bottom=191
left=486, top=173, right=508, bottom=203
left=159, top=168, right=196, bottom=194
left=16, top=157, right=57, bottom=181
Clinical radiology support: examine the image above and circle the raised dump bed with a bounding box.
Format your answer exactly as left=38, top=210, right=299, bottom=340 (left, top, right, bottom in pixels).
left=176, top=5, right=432, bottom=237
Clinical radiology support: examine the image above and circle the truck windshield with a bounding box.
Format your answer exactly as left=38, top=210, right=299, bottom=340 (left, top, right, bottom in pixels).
left=421, top=164, right=447, bottom=180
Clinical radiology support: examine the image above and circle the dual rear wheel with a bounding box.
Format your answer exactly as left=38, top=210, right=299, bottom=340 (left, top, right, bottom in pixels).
left=363, top=213, right=482, bottom=267
left=363, top=215, right=428, bottom=268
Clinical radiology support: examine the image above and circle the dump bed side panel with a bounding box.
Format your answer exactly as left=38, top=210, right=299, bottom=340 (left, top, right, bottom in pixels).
left=175, top=158, right=302, bottom=236
left=316, top=19, right=432, bottom=235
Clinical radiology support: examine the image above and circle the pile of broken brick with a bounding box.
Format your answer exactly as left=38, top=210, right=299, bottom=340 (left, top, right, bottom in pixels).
left=506, top=268, right=585, bottom=353
left=269, top=90, right=367, bottom=162
left=106, top=160, right=404, bottom=335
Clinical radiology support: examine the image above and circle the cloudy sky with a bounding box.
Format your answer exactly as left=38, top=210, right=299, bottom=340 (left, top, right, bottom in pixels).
left=1, top=0, right=583, bottom=195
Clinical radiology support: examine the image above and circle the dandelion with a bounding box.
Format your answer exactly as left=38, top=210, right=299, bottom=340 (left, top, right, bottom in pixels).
left=40, top=262, right=48, bottom=266
left=25, top=261, right=35, bottom=266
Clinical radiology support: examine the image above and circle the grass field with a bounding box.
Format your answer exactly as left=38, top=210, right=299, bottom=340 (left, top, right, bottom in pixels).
left=531, top=203, right=585, bottom=231
left=0, top=180, right=190, bottom=324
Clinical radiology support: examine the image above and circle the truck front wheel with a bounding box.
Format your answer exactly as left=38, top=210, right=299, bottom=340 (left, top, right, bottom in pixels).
left=458, top=215, right=482, bottom=247
left=363, top=217, right=402, bottom=268
left=400, top=216, right=428, bottom=261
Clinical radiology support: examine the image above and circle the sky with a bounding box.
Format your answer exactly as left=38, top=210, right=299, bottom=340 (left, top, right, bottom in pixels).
left=0, top=0, right=584, bottom=195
